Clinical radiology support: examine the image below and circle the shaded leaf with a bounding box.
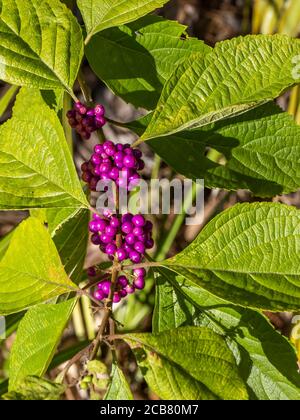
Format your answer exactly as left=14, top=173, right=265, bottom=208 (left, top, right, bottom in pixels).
left=122, top=327, right=248, bottom=400
left=153, top=268, right=300, bottom=400
left=104, top=363, right=133, bottom=400
left=3, top=376, right=65, bottom=400
left=86, top=16, right=211, bottom=109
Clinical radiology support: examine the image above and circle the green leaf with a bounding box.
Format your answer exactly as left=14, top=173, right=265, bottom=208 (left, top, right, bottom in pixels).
left=48, top=208, right=89, bottom=283
left=141, top=35, right=300, bottom=141
left=86, top=16, right=211, bottom=109
left=104, top=363, right=133, bottom=400
left=8, top=299, right=76, bottom=390
left=122, top=327, right=248, bottom=400
left=162, top=202, right=300, bottom=311
left=0, top=88, right=88, bottom=209
left=87, top=360, right=110, bottom=391
left=3, top=376, right=65, bottom=400
left=0, top=229, right=13, bottom=259
left=131, top=102, right=300, bottom=196
left=78, top=0, right=170, bottom=42
left=0, top=217, right=78, bottom=315
left=0, top=85, right=18, bottom=116
left=0, top=0, right=83, bottom=92
left=153, top=269, right=300, bottom=400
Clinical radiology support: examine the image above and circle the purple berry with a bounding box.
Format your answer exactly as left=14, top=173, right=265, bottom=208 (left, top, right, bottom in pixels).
left=133, top=227, right=143, bottom=237
left=133, top=268, right=146, bottom=278
left=122, top=213, right=133, bottom=223
left=137, top=234, right=147, bottom=243
left=116, top=248, right=127, bottom=261
left=91, top=234, right=101, bottom=245
left=133, top=276, right=145, bottom=290
left=91, top=154, right=102, bottom=165
left=122, top=221, right=134, bottom=234
left=105, top=225, right=117, bottom=237
left=94, top=290, right=105, bottom=300
left=124, top=243, right=133, bottom=253
left=94, top=104, right=105, bottom=116
left=113, top=292, right=122, bottom=303
left=133, top=149, right=142, bottom=159
left=129, top=250, right=142, bottom=264
left=145, top=238, right=154, bottom=249
left=105, top=243, right=117, bottom=255
left=117, top=276, right=128, bottom=288
left=125, top=284, right=135, bottom=294
left=110, top=216, right=120, bottom=228
left=119, top=289, right=127, bottom=298
left=99, top=162, right=112, bottom=173
left=100, top=233, right=113, bottom=244
left=87, top=109, right=95, bottom=117
left=82, top=172, right=92, bottom=183
left=132, top=214, right=145, bottom=227
left=137, top=160, right=145, bottom=170
left=89, top=220, right=99, bottom=233
left=109, top=167, right=119, bottom=180
left=95, top=219, right=107, bottom=232
left=114, top=152, right=124, bottom=162
left=94, top=144, right=103, bottom=154
left=125, top=233, right=135, bottom=245
left=144, top=221, right=153, bottom=231
left=95, top=116, right=106, bottom=127
left=123, top=155, right=136, bottom=169
left=98, top=280, right=111, bottom=295
left=87, top=266, right=97, bottom=277
left=134, top=241, right=145, bottom=254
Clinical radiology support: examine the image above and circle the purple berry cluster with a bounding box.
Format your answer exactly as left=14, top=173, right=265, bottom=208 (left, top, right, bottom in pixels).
left=93, top=269, right=146, bottom=303
left=81, top=141, right=145, bottom=191
left=67, top=102, right=106, bottom=140
left=89, top=212, right=154, bottom=262
left=88, top=212, right=153, bottom=304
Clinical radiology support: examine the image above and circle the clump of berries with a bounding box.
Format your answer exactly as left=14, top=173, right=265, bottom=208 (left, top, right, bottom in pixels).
left=81, top=141, right=145, bottom=191
left=89, top=212, right=154, bottom=262
left=88, top=211, right=153, bottom=304
left=93, top=269, right=147, bottom=303
left=66, top=102, right=106, bottom=140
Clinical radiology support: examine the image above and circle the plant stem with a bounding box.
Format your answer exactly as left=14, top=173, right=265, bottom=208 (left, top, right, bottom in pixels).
left=81, top=295, right=96, bottom=340
left=90, top=188, right=121, bottom=360
left=106, top=117, right=126, bottom=128
left=0, top=85, right=18, bottom=117
left=72, top=301, right=86, bottom=341
left=151, top=154, right=162, bottom=180
left=77, top=69, right=93, bottom=105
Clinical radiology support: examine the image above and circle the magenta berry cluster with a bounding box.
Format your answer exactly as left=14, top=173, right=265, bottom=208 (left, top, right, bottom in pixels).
left=89, top=212, right=154, bottom=262
left=88, top=212, right=153, bottom=304
left=66, top=102, right=106, bottom=140
left=81, top=141, right=145, bottom=191
left=94, top=269, right=146, bottom=303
